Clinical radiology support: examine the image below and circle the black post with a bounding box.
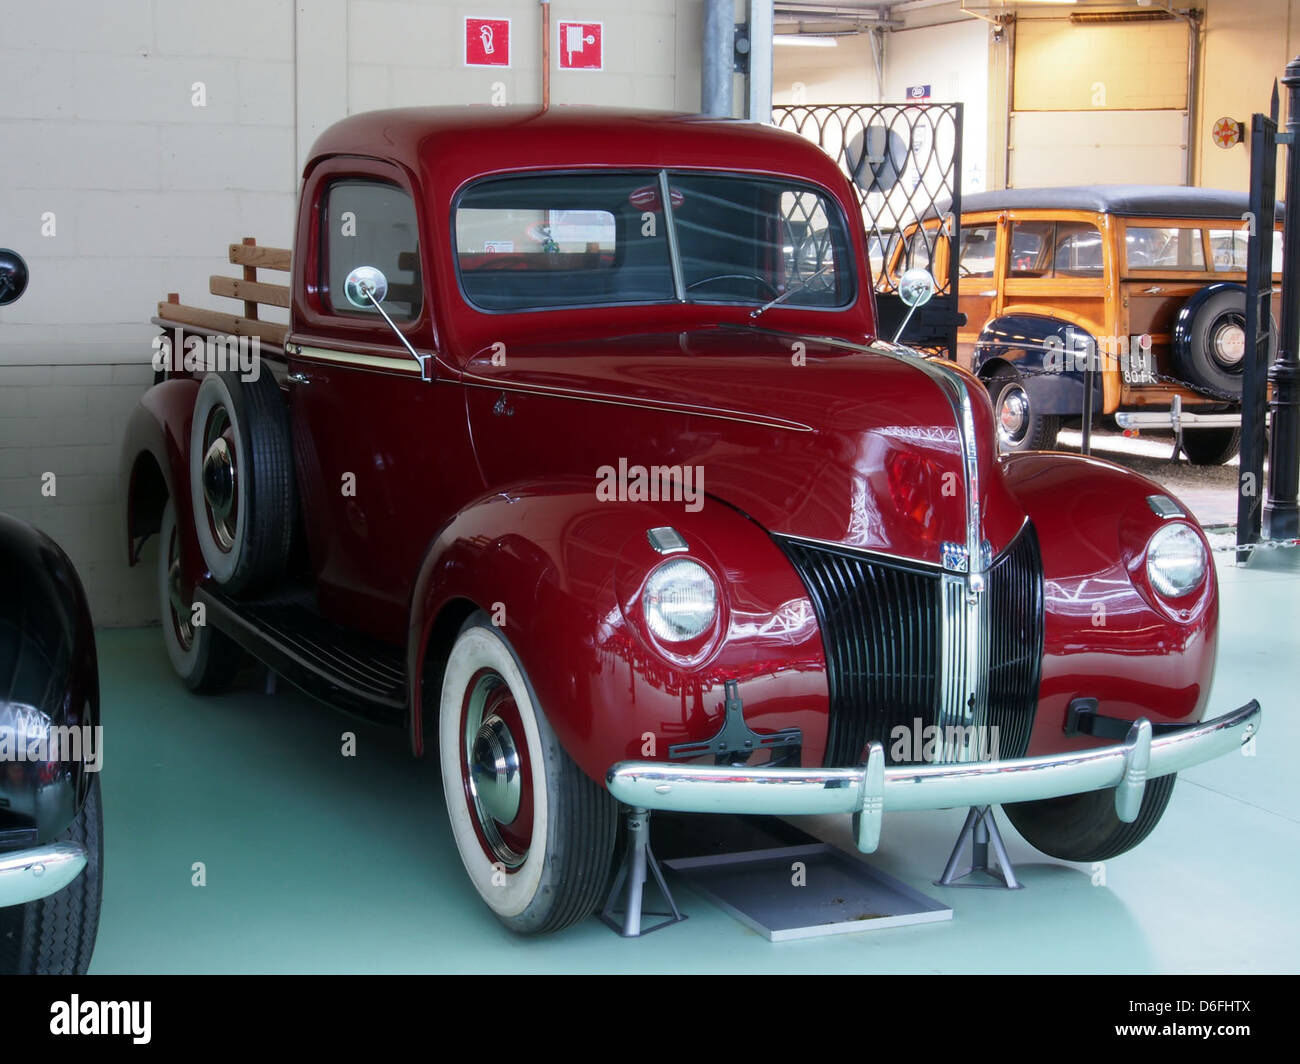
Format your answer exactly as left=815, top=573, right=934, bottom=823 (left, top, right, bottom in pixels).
left=1081, top=356, right=1094, bottom=455
left=1239, top=91, right=1278, bottom=560
left=1263, top=57, right=1300, bottom=540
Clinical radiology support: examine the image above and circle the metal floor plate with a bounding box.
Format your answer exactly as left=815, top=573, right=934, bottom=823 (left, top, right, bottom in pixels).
left=666, top=842, right=952, bottom=941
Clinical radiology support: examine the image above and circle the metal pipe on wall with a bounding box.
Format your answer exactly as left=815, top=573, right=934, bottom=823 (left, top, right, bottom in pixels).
left=541, top=1, right=551, bottom=111
left=747, top=0, right=774, bottom=122
left=702, top=0, right=734, bottom=117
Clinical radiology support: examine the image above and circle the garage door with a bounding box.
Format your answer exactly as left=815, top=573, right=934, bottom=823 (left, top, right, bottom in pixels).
left=1010, top=17, right=1190, bottom=187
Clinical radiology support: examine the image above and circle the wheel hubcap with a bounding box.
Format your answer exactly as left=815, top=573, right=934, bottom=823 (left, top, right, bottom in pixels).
left=462, top=670, right=534, bottom=869
left=997, top=384, right=1030, bottom=446
left=1211, top=319, right=1246, bottom=369
left=201, top=410, right=238, bottom=551
left=470, top=715, right=522, bottom=825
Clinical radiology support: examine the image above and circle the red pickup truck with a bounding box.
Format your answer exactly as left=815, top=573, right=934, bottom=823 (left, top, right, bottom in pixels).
left=121, top=108, right=1259, bottom=935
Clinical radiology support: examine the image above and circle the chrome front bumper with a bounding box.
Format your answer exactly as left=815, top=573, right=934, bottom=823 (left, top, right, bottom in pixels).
left=0, top=844, right=87, bottom=908
left=606, top=700, right=1260, bottom=854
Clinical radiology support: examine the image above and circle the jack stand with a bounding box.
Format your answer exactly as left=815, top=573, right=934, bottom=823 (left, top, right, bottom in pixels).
left=1170, top=395, right=1186, bottom=463
left=934, top=805, right=1022, bottom=890
left=599, top=806, right=687, bottom=937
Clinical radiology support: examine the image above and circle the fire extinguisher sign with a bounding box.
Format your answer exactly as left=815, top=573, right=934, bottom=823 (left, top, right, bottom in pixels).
left=558, top=21, right=603, bottom=70
left=465, top=17, right=510, bottom=67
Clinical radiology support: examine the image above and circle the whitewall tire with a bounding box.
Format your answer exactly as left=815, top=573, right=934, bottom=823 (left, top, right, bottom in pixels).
left=439, top=614, right=617, bottom=934
left=158, top=498, right=243, bottom=691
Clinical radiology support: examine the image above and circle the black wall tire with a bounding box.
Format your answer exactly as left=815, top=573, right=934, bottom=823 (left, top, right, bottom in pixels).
left=439, top=614, right=617, bottom=934
left=158, top=499, right=243, bottom=691
left=1182, top=426, right=1242, bottom=466
left=0, top=775, right=103, bottom=975
left=1003, top=773, right=1177, bottom=863
left=1175, top=288, right=1276, bottom=397
left=189, top=371, right=294, bottom=596
left=987, top=368, right=1060, bottom=453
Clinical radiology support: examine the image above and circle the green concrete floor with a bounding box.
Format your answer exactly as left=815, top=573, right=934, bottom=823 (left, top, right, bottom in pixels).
left=89, top=556, right=1298, bottom=973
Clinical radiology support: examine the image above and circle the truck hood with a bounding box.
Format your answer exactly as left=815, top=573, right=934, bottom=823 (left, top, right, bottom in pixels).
left=462, top=325, right=1027, bottom=566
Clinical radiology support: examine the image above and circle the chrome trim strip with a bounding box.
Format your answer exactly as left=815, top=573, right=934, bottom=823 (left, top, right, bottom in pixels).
left=0, top=843, right=87, bottom=908
left=458, top=376, right=814, bottom=433
left=606, top=700, right=1260, bottom=854
left=294, top=345, right=423, bottom=375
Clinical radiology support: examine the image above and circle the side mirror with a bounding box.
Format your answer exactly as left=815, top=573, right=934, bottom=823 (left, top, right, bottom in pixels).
left=898, top=267, right=936, bottom=308
left=344, top=265, right=389, bottom=309
left=892, top=267, right=937, bottom=344
left=342, top=264, right=432, bottom=382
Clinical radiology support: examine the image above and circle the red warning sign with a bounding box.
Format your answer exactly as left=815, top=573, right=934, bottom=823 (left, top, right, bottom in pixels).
left=466, top=17, right=510, bottom=67
left=558, top=21, right=603, bottom=70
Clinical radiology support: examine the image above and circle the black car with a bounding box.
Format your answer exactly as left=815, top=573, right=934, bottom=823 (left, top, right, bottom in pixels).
left=0, top=512, right=103, bottom=974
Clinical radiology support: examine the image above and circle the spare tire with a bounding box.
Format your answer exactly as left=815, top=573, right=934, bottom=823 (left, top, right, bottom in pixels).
left=1172, top=285, right=1276, bottom=397
left=189, top=371, right=295, bottom=596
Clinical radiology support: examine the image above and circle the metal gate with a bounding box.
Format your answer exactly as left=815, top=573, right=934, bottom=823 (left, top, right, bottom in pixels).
left=773, top=102, right=964, bottom=360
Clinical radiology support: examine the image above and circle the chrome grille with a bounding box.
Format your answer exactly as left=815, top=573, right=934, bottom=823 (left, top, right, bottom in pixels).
left=780, top=524, right=1043, bottom=767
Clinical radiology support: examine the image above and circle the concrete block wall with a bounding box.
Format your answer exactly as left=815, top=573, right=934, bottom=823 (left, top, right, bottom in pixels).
left=0, top=0, right=705, bottom=627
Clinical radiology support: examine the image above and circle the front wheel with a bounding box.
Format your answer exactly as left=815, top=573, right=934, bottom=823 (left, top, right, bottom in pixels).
left=0, top=776, right=103, bottom=974
left=1003, top=773, right=1177, bottom=863
left=987, top=368, right=1060, bottom=453
left=439, top=614, right=617, bottom=934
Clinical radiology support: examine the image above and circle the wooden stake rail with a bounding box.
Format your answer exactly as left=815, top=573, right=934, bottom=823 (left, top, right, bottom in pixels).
left=157, top=237, right=291, bottom=348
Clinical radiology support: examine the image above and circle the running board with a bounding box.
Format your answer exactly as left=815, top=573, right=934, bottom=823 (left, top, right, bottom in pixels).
left=195, top=587, right=407, bottom=727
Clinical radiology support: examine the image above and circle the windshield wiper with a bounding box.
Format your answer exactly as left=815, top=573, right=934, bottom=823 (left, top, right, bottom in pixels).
left=749, top=263, right=835, bottom=319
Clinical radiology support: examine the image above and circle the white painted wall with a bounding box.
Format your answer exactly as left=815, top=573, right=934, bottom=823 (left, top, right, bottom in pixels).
left=0, top=0, right=704, bottom=626
left=884, top=18, right=989, bottom=194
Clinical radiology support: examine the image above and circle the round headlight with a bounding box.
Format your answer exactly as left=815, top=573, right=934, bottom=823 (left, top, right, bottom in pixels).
left=1146, top=523, right=1207, bottom=598
left=642, top=559, right=718, bottom=643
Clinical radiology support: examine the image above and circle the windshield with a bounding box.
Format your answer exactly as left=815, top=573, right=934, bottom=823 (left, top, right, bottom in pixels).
left=454, top=170, right=855, bottom=312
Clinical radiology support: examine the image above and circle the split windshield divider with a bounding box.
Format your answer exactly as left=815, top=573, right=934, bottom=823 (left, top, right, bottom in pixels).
left=658, top=169, right=687, bottom=302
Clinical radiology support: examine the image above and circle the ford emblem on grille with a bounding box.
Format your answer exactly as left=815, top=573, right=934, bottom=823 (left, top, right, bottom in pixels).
left=942, top=540, right=994, bottom=572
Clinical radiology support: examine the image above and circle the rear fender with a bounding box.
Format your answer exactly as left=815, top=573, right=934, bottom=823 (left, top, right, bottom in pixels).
left=120, top=379, right=203, bottom=589
left=406, top=481, right=830, bottom=782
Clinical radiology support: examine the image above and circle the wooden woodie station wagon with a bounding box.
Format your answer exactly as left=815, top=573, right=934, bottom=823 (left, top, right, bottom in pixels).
left=887, top=186, right=1281, bottom=464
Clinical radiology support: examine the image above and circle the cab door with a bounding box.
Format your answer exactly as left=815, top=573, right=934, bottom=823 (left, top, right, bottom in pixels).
left=287, top=158, right=481, bottom=644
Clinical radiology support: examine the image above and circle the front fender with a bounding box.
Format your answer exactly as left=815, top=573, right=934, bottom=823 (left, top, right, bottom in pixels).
left=121, top=379, right=203, bottom=588
left=1001, top=453, right=1218, bottom=757
left=0, top=513, right=100, bottom=846
left=974, top=313, right=1105, bottom=416
left=406, top=482, right=829, bottom=782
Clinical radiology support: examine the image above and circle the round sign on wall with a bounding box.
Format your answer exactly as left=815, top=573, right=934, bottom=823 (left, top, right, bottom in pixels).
left=1212, top=116, right=1244, bottom=149
left=845, top=124, right=909, bottom=194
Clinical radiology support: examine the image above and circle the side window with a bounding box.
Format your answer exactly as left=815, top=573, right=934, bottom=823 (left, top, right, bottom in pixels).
left=1009, top=220, right=1103, bottom=278
left=904, top=227, right=933, bottom=272
left=1008, top=220, right=1053, bottom=277
left=323, top=180, right=422, bottom=320
left=1054, top=221, right=1104, bottom=277
left=958, top=225, right=996, bottom=278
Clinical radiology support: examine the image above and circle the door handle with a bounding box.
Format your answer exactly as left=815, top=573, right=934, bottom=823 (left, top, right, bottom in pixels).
left=977, top=290, right=997, bottom=298
left=288, top=371, right=311, bottom=385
